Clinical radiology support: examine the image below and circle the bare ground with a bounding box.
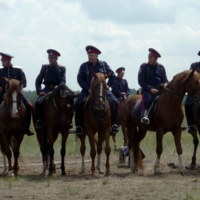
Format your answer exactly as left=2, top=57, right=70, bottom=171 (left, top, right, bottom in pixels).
left=0, top=148, right=200, bottom=200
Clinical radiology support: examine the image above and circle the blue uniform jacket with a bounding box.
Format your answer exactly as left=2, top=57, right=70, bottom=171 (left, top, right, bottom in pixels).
left=77, top=60, right=118, bottom=93
left=112, top=77, right=130, bottom=98
left=138, top=63, right=168, bottom=92
left=35, top=64, right=66, bottom=95
left=190, top=62, right=200, bottom=71
left=0, top=65, right=26, bottom=92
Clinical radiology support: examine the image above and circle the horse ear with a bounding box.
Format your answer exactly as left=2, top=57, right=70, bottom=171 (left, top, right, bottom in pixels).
left=105, top=72, right=113, bottom=79
left=19, top=79, right=26, bottom=88
left=4, top=77, right=9, bottom=83
left=92, top=72, right=98, bottom=79
left=185, top=69, right=195, bottom=83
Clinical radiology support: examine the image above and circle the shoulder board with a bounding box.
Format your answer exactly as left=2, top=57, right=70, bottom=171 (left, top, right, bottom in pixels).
left=58, top=65, right=66, bottom=69
left=42, top=64, right=49, bottom=67
left=141, top=62, right=147, bottom=66
left=12, top=66, right=22, bottom=69
left=0, top=66, right=3, bottom=69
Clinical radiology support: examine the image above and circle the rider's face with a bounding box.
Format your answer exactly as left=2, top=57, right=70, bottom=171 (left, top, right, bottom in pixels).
left=117, top=71, right=125, bottom=79
left=48, top=56, right=58, bottom=65
left=1, top=59, right=10, bottom=67
left=88, top=53, right=98, bottom=63
left=148, top=55, right=158, bottom=65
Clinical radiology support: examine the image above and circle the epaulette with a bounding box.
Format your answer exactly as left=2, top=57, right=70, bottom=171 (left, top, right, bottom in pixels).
left=58, top=65, right=66, bottom=69
left=0, top=66, right=3, bottom=69
left=13, top=66, right=22, bottom=68
left=42, top=64, right=49, bottom=67
left=141, top=62, right=147, bottom=66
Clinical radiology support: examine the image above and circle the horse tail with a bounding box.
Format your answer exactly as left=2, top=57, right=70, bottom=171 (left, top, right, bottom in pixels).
left=133, top=126, right=143, bottom=170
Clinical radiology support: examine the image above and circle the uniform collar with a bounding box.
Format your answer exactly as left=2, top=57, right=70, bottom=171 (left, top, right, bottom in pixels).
left=3, top=63, right=13, bottom=69
left=88, top=59, right=100, bottom=66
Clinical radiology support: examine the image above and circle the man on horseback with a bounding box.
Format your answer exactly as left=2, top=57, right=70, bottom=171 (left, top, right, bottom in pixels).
left=35, top=49, right=71, bottom=129
left=75, top=45, right=119, bottom=135
left=184, top=51, right=200, bottom=134
left=111, top=67, right=130, bottom=101
left=138, top=48, right=169, bottom=125
left=0, top=52, right=34, bottom=136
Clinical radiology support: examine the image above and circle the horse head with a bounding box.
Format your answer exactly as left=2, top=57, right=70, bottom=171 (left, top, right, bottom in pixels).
left=90, top=72, right=111, bottom=110
left=4, top=78, right=25, bottom=118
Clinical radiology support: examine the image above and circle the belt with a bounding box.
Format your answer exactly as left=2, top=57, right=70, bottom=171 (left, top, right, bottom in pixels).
left=45, top=84, right=57, bottom=89
left=150, top=85, right=162, bottom=90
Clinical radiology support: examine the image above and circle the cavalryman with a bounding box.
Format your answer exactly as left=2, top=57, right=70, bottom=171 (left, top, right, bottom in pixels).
left=35, top=49, right=68, bottom=128
left=112, top=67, right=130, bottom=100
left=184, top=51, right=200, bottom=134
left=0, top=52, right=34, bottom=136
left=75, top=45, right=119, bottom=135
left=138, top=48, right=169, bottom=125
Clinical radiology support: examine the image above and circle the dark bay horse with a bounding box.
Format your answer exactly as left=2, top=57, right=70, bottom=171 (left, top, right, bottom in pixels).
left=80, top=72, right=112, bottom=175
left=32, top=85, right=77, bottom=176
left=0, top=78, right=26, bottom=176
left=124, top=70, right=200, bottom=174
left=118, top=93, right=128, bottom=146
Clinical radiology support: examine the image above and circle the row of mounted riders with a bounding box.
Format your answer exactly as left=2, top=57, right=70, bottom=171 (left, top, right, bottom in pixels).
left=0, top=69, right=200, bottom=176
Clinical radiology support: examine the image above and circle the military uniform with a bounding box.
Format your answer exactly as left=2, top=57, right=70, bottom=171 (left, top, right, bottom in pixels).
left=112, top=67, right=130, bottom=100
left=35, top=49, right=67, bottom=128
left=184, top=53, right=200, bottom=133
left=0, top=52, right=33, bottom=136
left=138, top=48, right=169, bottom=124
left=75, top=45, right=119, bottom=135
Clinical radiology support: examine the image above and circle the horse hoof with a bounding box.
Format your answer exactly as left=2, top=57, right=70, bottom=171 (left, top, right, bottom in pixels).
left=98, top=171, right=104, bottom=174
left=8, top=171, right=14, bottom=177
left=154, top=168, right=162, bottom=175
left=61, top=172, right=67, bottom=176
left=105, top=171, right=110, bottom=176
left=180, top=168, right=187, bottom=175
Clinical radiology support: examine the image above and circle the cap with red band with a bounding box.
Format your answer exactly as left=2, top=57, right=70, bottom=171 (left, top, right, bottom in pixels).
left=47, top=49, right=61, bottom=57
left=86, top=45, right=101, bottom=54
left=0, top=52, right=14, bottom=61
left=148, top=48, right=161, bottom=58
left=116, top=67, right=125, bottom=73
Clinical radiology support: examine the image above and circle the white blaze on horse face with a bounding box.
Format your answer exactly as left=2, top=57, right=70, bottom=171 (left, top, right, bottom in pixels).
left=100, top=83, right=103, bottom=102
left=11, top=91, right=18, bottom=118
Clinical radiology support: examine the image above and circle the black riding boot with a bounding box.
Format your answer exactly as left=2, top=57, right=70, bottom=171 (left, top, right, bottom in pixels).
left=185, top=104, right=195, bottom=134
left=75, top=110, right=83, bottom=135
left=141, top=109, right=150, bottom=125
left=111, top=112, right=119, bottom=135
left=26, top=109, right=34, bottom=136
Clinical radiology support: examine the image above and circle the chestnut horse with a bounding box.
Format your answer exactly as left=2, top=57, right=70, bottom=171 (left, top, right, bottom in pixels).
left=0, top=78, right=26, bottom=176
left=80, top=72, right=112, bottom=175
left=32, top=85, right=77, bottom=176
left=124, top=70, right=200, bottom=174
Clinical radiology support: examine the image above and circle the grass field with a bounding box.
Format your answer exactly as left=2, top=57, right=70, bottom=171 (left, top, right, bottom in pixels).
left=0, top=120, right=200, bottom=200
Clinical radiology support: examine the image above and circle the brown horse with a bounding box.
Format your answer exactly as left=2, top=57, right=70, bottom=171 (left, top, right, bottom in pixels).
left=124, top=70, right=200, bottom=174
left=32, top=85, right=77, bottom=176
left=0, top=78, right=26, bottom=176
left=80, top=72, right=112, bottom=175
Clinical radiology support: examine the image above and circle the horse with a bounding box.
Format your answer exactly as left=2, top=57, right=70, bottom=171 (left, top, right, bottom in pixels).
left=0, top=78, right=26, bottom=176
left=118, top=93, right=128, bottom=146
left=124, top=69, right=200, bottom=174
left=80, top=72, right=112, bottom=175
left=32, top=85, right=77, bottom=176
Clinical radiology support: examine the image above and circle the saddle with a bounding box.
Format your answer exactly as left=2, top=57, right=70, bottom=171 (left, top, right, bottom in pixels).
left=135, top=95, right=160, bottom=120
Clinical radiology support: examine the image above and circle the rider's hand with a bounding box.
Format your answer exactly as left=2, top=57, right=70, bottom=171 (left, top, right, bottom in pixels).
left=121, top=92, right=126, bottom=95
left=0, top=87, right=3, bottom=93
left=88, top=89, right=91, bottom=93
left=150, top=88, right=158, bottom=94
left=106, top=85, right=109, bottom=89
left=39, top=91, right=46, bottom=95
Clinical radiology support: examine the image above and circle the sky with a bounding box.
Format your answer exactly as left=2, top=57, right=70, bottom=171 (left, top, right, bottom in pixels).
left=0, top=0, right=200, bottom=91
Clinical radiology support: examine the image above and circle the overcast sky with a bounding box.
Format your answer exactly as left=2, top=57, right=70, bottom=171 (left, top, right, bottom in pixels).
left=0, top=0, right=200, bottom=91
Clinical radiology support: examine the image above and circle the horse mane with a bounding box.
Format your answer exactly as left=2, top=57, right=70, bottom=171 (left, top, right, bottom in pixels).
left=5, top=79, right=23, bottom=93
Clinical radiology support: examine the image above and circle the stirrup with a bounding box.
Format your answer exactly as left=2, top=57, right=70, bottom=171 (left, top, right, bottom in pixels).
left=75, top=126, right=83, bottom=135
left=111, top=124, right=119, bottom=135
left=26, top=128, right=34, bottom=136
left=141, top=117, right=150, bottom=125
left=36, top=120, right=44, bottom=129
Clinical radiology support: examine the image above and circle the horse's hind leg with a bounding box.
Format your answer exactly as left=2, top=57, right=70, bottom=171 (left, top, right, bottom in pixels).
left=2, top=153, right=7, bottom=174
left=122, top=125, right=128, bottom=146
left=172, top=129, right=186, bottom=174
left=60, top=132, right=69, bottom=176
left=112, top=135, right=118, bottom=151
left=104, top=131, right=111, bottom=175
left=80, top=134, right=86, bottom=174
left=190, top=130, right=199, bottom=167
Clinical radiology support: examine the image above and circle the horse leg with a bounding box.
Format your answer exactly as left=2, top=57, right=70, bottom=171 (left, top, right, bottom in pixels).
left=112, top=135, right=118, bottom=151
left=172, top=129, right=186, bottom=174
left=154, top=130, right=164, bottom=175
left=122, top=125, right=128, bottom=146
left=96, top=130, right=105, bottom=174
left=60, top=132, right=69, bottom=176
left=80, top=134, right=86, bottom=174
left=190, top=130, right=199, bottom=167
left=104, top=130, right=111, bottom=175
left=88, top=132, right=96, bottom=175
left=1, top=153, right=7, bottom=175
left=48, top=132, right=58, bottom=176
